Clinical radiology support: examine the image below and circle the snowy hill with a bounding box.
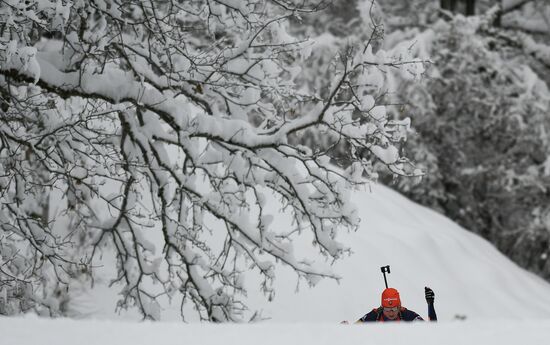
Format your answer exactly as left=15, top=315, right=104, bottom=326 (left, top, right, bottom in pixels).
left=248, top=184, right=550, bottom=322
left=69, top=184, right=550, bottom=322
left=3, top=184, right=550, bottom=344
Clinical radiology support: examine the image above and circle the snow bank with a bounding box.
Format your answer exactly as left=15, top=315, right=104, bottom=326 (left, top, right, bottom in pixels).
left=1, top=315, right=549, bottom=345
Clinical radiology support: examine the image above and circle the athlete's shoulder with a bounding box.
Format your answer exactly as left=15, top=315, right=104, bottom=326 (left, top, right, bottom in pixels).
left=358, top=308, right=381, bottom=322
left=400, top=308, right=424, bottom=321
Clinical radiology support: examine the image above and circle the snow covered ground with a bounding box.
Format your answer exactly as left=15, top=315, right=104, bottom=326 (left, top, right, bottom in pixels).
left=2, top=315, right=550, bottom=345
left=3, top=184, right=550, bottom=343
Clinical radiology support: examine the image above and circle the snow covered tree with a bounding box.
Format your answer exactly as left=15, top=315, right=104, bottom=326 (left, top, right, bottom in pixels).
left=0, top=0, right=420, bottom=320
left=284, top=0, right=425, bottom=175
left=380, top=8, right=550, bottom=281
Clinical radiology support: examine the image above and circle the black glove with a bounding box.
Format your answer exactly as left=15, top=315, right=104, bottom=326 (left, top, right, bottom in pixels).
left=425, top=287, right=435, bottom=304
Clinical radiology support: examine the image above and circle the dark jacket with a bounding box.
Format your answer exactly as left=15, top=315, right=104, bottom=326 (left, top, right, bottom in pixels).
left=357, top=304, right=437, bottom=322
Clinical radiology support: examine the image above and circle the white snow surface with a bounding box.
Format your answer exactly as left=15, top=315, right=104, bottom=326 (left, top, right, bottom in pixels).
left=1, top=316, right=550, bottom=345
left=3, top=184, right=550, bottom=343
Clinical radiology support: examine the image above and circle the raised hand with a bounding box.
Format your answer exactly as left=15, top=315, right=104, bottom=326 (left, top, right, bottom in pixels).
left=425, top=287, right=435, bottom=304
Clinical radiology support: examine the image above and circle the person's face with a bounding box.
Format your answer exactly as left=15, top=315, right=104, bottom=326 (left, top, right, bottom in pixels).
left=382, top=306, right=399, bottom=320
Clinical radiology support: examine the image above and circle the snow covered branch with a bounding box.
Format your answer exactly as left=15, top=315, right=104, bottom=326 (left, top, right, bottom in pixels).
left=0, top=0, right=420, bottom=321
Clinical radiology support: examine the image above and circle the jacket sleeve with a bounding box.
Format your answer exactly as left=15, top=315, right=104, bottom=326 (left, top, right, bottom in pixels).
left=428, top=303, right=437, bottom=321
left=356, top=309, right=379, bottom=323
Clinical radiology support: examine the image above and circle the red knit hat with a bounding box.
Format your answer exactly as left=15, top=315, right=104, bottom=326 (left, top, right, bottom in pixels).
left=381, top=288, right=401, bottom=307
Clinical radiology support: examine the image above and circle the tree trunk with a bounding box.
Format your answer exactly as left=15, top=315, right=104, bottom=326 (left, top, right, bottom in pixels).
left=465, top=0, right=475, bottom=15
left=440, top=0, right=457, bottom=12
left=494, top=0, right=503, bottom=27
left=441, top=0, right=476, bottom=16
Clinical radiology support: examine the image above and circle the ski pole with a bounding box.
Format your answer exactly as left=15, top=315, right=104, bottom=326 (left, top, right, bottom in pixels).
left=380, top=265, right=390, bottom=289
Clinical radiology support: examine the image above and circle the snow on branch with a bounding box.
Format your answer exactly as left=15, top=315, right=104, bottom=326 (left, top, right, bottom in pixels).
left=0, top=0, right=421, bottom=321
